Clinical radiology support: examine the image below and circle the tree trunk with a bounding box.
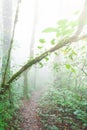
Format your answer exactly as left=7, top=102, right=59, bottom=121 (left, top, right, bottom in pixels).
left=2, top=0, right=12, bottom=83
left=2, top=0, right=13, bottom=106
left=23, top=0, right=39, bottom=99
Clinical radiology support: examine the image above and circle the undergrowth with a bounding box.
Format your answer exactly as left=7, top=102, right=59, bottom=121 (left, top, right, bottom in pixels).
left=38, top=85, right=87, bottom=130
left=0, top=88, right=22, bottom=130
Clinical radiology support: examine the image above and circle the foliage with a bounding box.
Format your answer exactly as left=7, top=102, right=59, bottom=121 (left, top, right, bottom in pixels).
left=43, top=19, right=77, bottom=38
left=0, top=8, right=87, bottom=130
left=37, top=29, right=87, bottom=129
left=38, top=84, right=87, bottom=130
left=37, top=19, right=77, bottom=55
left=0, top=93, right=20, bottom=129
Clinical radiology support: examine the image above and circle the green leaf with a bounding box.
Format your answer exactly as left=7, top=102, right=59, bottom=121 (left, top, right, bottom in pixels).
left=72, top=50, right=77, bottom=56
left=57, top=19, right=68, bottom=26
left=65, top=64, right=71, bottom=69
left=69, top=50, right=77, bottom=60
left=45, top=57, right=49, bottom=61
left=53, top=63, right=59, bottom=72
left=51, top=39, right=56, bottom=45
left=56, top=31, right=62, bottom=37
left=69, top=54, right=73, bottom=60
left=39, top=62, right=43, bottom=67
left=11, top=127, right=15, bottom=130
left=39, top=39, right=46, bottom=44
left=43, top=27, right=57, bottom=33
left=70, top=21, right=77, bottom=27
left=37, top=46, right=43, bottom=49
left=54, top=52, right=58, bottom=56
left=71, top=67, right=76, bottom=73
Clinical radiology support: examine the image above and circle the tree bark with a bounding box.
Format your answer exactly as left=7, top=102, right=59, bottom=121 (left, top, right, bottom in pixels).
left=23, top=0, right=38, bottom=99
left=0, top=34, right=87, bottom=94
left=1, top=0, right=21, bottom=88
left=2, top=0, right=12, bottom=87
left=2, top=0, right=13, bottom=106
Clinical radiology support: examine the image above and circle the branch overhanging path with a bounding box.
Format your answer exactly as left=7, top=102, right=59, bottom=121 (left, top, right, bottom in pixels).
left=0, top=34, right=87, bottom=94
left=0, top=0, right=87, bottom=94
left=6, top=34, right=87, bottom=84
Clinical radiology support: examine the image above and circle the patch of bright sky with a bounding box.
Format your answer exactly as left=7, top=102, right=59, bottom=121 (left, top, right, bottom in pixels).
left=12, top=0, right=85, bottom=68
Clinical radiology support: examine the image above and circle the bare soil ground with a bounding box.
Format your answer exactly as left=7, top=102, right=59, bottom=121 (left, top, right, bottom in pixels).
left=20, top=87, right=47, bottom=130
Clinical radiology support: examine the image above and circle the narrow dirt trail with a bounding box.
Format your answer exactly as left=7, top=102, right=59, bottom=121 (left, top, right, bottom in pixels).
left=20, top=87, right=47, bottom=130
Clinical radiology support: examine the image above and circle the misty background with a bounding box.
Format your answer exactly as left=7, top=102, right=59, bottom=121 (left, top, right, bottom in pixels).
left=0, top=0, right=85, bottom=91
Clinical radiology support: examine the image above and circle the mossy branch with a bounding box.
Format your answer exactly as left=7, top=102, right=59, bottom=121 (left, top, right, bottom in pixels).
left=0, top=34, right=87, bottom=94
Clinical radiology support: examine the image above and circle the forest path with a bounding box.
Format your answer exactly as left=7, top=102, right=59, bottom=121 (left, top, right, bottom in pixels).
left=20, top=86, right=48, bottom=130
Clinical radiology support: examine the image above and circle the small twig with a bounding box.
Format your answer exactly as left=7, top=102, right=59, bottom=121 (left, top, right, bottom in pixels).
left=81, top=68, right=87, bottom=77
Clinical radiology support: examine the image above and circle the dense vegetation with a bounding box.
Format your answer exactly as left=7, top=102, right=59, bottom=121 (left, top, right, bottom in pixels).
left=38, top=84, right=87, bottom=130
left=37, top=19, right=87, bottom=130
left=0, top=0, right=87, bottom=130
left=38, top=50, right=87, bottom=129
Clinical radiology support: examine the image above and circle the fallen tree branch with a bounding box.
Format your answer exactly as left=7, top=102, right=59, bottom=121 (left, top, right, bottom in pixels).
left=0, top=34, right=87, bottom=94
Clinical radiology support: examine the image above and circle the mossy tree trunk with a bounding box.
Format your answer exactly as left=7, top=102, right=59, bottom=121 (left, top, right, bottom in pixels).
left=2, top=0, right=13, bottom=106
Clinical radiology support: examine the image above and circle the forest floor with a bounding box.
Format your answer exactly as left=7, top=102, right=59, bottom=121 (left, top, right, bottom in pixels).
left=20, top=86, right=48, bottom=130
